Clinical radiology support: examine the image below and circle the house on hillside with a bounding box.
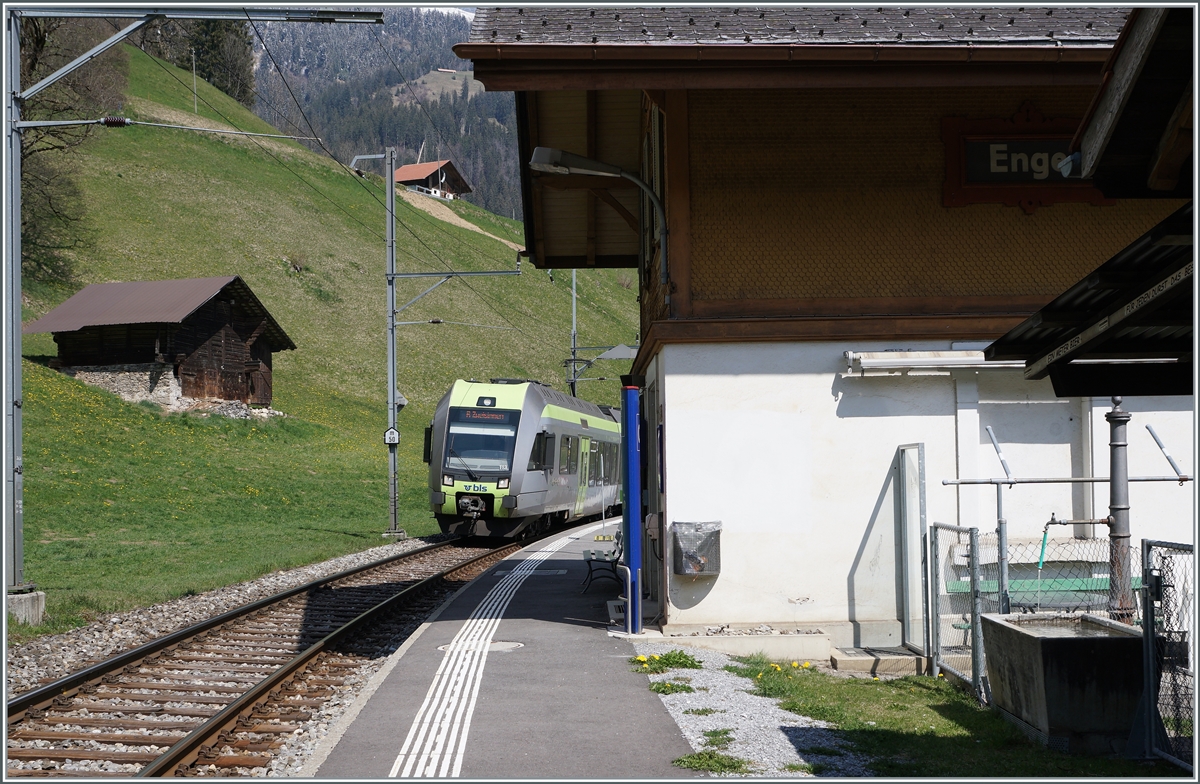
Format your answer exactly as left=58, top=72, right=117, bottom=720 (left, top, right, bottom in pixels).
left=24, top=276, right=295, bottom=409
left=455, top=7, right=1194, bottom=656
left=395, top=160, right=472, bottom=200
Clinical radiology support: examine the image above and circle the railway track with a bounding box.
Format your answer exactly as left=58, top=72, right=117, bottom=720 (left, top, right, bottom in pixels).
left=6, top=538, right=525, bottom=777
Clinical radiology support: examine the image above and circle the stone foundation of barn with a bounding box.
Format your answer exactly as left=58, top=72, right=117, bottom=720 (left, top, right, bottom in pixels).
left=57, top=363, right=284, bottom=419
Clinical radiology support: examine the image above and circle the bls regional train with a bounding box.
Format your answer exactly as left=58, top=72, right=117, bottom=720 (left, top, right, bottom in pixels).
left=423, top=378, right=621, bottom=538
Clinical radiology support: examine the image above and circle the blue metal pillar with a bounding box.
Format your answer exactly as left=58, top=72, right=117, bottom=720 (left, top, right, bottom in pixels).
left=620, top=374, right=643, bottom=634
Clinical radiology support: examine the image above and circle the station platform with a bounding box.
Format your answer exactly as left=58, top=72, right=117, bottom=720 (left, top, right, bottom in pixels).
left=313, top=519, right=700, bottom=779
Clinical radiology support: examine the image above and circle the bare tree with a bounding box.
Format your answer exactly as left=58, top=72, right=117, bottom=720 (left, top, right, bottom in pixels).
left=19, top=17, right=127, bottom=284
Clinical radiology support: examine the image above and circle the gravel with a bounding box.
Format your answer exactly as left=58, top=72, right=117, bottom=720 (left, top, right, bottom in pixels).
left=631, top=641, right=875, bottom=778
left=5, top=534, right=453, bottom=699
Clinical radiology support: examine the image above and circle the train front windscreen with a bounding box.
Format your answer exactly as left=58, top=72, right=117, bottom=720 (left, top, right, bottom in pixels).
left=444, top=408, right=521, bottom=473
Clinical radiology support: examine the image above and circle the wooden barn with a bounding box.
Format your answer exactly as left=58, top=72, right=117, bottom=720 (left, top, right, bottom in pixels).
left=24, top=276, right=295, bottom=407
left=394, top=160, right=472, bottom=200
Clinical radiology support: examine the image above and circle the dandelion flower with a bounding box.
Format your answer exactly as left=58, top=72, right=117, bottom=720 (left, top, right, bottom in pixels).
left=643, top=663, right=649, bottom=668
left=635, top=655, right=647, bottom=662
left=802, top=662, right=811, bottom=669
left=757, top=673, right=763, bottom=679
left=652, top=654, right=660, bottom=660
left=791, top=661, right=799, bottom=668
left=873, top=677, right=880, bottom=681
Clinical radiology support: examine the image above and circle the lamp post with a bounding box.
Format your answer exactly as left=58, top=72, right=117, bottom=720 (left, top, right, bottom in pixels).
left=528, top=147, right=669, bottom=305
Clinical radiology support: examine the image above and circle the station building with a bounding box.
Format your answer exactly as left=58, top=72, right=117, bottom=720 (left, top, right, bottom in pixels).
left=455, top=7, right=1194, bottom=655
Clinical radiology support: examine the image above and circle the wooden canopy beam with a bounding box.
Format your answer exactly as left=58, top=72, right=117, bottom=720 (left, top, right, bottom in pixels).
left=1147, top=81, right=1193, bottom=190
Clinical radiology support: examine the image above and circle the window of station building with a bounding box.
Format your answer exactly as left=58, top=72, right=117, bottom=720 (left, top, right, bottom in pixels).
left=558, top=435, right=573, bottom=475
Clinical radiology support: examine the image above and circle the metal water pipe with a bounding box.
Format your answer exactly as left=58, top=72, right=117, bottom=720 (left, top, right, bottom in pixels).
left=620, top=374, right=644, bottom=634
left=1106, top=396, right=1134, bottom=622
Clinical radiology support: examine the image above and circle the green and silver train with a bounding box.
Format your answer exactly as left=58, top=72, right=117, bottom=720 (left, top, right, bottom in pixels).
left=423, top=379, right=622, bottom=538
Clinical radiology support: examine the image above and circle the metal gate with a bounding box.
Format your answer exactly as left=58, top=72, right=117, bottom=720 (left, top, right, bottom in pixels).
left=930, top=522, right=986, bottom=702
left=1141, top=539, right=1194, bottom=772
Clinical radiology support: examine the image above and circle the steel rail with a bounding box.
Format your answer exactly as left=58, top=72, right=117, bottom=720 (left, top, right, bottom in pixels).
left=137, top=541, right=522, bottom=776
left=6, top=540, right=453, bottom=719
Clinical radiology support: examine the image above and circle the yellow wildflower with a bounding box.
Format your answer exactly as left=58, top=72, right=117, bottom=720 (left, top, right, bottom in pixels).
left=791, top=661, right=799, bottom=668
left=802, top=662, right=811, bottom=669
left=635, top=655, right=647, bottom=662
left=873, top=677, right=880, bottom=681
left=652, top=654, right=660, bottom=660
left=643, top=663, right=649, bottom=668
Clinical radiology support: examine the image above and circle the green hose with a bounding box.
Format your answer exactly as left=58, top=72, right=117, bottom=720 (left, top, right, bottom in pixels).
left=1038, top=528, right=1049, bottom=569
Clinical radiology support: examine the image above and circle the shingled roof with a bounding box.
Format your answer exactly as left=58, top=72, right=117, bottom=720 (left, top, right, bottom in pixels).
left=24, top=276, right=296, bottom=351
left=469, top=7, right=1129, bottom=46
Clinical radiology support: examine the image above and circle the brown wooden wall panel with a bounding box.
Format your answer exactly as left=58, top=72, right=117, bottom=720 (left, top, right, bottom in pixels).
left=536, top=89, right=587, bottom=154
left=686, top=86, right=1186, bottom=305
left=594, top=89, right=643, bottom=171
left=541, top=188, right=589, bottom=256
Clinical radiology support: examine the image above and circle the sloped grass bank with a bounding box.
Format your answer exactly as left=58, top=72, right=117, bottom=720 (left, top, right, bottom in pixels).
left=728, top=654, right=1186, bottom=778
left=10, top=362, right=439, bottom=645
left=13, top=47, right=638, bottom=644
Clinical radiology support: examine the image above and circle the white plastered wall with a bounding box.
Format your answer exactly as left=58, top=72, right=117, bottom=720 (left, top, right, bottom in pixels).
left=652, top=341, right=1195, bottom=647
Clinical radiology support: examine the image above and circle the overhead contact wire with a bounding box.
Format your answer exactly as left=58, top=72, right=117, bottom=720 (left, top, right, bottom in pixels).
left=250, top=16, right=528, bottom=333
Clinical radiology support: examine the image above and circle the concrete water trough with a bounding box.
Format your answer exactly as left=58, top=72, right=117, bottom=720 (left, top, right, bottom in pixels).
left=981, top=613, right=1143, bottom=755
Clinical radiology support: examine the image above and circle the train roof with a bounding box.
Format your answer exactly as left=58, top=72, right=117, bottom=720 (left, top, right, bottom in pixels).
left=448, top=379, right=619, bottom=423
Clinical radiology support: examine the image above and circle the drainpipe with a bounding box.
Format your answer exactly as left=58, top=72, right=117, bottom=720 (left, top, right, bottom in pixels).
left=621, top=374, right=644, bottom=634
left=1106, top=397, right=1134, bottom=623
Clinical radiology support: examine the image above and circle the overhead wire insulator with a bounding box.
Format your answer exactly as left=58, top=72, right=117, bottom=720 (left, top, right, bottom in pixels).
left=101, top=116, right=133, bottom=127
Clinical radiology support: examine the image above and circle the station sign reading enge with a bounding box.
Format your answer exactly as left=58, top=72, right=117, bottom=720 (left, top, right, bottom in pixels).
left=964, top=140, right=1072, bottom=183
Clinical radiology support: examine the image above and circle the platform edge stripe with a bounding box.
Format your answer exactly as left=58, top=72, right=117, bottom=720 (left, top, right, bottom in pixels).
left=390, top=523, right=606, bottom=778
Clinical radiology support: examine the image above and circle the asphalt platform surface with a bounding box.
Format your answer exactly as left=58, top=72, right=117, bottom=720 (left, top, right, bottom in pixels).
left=317, top=519, right=699, bottom=779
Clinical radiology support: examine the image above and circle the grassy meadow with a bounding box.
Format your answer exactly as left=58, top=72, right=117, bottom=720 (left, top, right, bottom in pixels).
left=12, top=46, right=638, bottom=642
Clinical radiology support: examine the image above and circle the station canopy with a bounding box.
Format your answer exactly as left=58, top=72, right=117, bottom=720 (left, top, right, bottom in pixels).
left=984, top=202, right=1192, bottom=397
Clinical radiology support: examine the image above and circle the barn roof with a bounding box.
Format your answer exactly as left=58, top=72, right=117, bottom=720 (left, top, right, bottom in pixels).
left=24, top=276, right=296, bottom=351
left=394, top=159, right=472, bottom=194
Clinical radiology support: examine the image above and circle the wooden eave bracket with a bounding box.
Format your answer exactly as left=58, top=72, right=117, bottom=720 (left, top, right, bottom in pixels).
left=1147, top=80, right=1193, bottom=191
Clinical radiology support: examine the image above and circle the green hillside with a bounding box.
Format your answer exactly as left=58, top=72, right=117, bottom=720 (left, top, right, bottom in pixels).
left=14, top=46, right=638, bottom=641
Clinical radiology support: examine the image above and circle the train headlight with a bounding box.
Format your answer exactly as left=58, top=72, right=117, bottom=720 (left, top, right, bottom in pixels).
left=442, top=474, right=455, bottom=487
left=497, top=477, right=510, bottom=489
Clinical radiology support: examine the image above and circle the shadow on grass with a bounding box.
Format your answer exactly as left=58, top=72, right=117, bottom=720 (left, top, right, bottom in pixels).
left=295, top=526, right=374, bottom=539
left=22, top=354, right=55, bottom=367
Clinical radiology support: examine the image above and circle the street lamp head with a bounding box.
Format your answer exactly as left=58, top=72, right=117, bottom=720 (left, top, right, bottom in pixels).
left=530, top=147, right=622, bottom=178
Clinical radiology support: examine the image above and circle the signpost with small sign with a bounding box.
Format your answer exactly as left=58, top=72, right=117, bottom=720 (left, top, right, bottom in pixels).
left=384, top=428, right=400, bottom=445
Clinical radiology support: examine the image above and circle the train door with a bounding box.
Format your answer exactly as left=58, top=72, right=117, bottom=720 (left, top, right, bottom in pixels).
left=575, top=436, right=591, bottom=516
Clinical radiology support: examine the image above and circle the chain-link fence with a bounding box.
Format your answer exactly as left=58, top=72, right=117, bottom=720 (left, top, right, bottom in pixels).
left=931, top=526, right=1150, bottom=707
left=981, top=535, right=1142, bottom=624
left=1141, top=540, right=1194, bottom=772
left=930, top=523, right=985, bottom=702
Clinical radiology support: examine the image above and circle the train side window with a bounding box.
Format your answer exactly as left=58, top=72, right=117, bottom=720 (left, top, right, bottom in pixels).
left=559, top=435, right=572, bottom=475
left=569, top=437, right=579, bottom=475
left=527, top=432, right=550, bottom=471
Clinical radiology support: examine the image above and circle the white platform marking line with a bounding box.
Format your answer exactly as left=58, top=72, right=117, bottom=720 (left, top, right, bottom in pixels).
left=389, top=524, right=605, bottom=778
left=398, top=547, right=558, bottom=779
